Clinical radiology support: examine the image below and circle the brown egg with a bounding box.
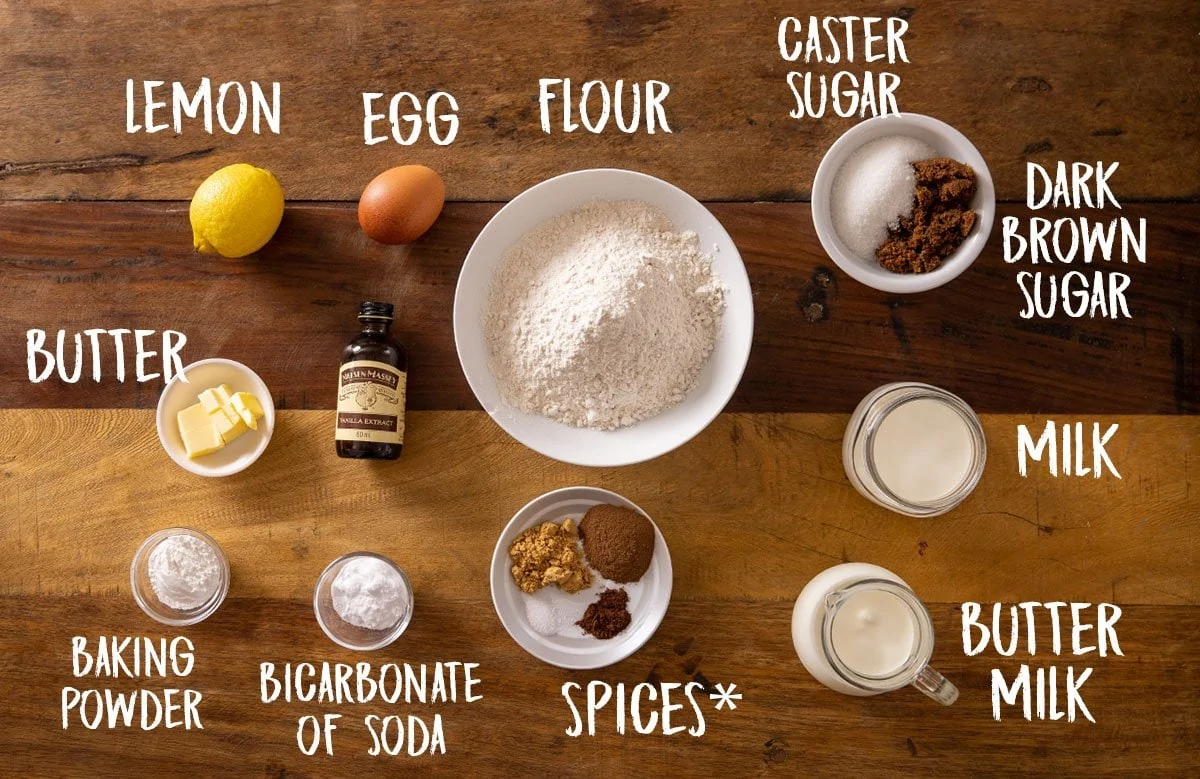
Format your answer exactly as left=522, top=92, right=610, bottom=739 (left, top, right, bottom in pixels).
left=357, top=165, right=446, bottom=244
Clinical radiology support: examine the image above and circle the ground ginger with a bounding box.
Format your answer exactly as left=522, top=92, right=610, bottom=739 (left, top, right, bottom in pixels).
left=508, top=519, right=592, bottom=594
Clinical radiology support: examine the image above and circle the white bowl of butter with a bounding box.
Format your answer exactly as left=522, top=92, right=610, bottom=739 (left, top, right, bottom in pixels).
left=156, top=358, right=275, bottom=477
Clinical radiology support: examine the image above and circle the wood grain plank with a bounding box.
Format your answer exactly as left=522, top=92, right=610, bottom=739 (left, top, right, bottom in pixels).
left=1, top=201, right=1196, bottom=414
left=0, top=1, right=1196, bottom=201
left=1, top=410, right=1195, bottom=606
left=0, top=597, right=1196, bottom=776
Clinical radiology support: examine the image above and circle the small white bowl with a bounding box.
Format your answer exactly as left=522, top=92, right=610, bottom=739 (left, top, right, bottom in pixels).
left=812, top=113, right=996, bottom=294
left=314, top=552, right=414, bottom=651
left=130, top=527, right=230, bottom=626
left=155, top=357, right=275, bottom=477
left=490, top=486, right=673, bottom=670
left=453, top=168, right=754, bottom=467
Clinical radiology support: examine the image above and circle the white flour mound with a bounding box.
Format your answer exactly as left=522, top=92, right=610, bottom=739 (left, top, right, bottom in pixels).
left=484, top=200, right=726, bottom=430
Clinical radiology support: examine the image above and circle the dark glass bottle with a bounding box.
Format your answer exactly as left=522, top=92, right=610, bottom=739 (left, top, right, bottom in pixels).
left=335, top=301, right=407, bottom=460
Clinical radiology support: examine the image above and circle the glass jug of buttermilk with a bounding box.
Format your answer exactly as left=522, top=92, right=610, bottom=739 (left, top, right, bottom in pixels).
left=792, top=562, right=957, bottom=705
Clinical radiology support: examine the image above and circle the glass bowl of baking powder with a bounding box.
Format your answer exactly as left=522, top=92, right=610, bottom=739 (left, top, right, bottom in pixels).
left=130, top=527, right=230, bottom=626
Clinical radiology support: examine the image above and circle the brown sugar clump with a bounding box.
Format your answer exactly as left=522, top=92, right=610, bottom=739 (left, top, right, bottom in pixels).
left=877, top=156, right=978, bottom=274
left=577, top=588, right=632, bottom=640
left=579, top=504, right=655, bottom=583
left=508, top=519, right=592, bottom=594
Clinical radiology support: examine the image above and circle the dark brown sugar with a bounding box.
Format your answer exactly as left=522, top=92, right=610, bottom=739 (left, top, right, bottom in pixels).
left=877, top=157, right=978, bottom=274
left=577, top=588, right=632, bottom=640
left=579, top=504, right=655, bottom=583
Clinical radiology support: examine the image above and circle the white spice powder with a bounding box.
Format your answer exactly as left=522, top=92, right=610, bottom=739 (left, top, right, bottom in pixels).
left=484, top=200, right=726, bottom=430
left=831, top=135, right=937, bottom=260
left=147, top=534, right=222, bottom=611
left=332, top=556, right=409, bottom=631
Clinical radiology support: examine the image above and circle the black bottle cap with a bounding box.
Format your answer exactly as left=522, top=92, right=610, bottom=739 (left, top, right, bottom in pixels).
left=358, top=301, right=394, bottom=321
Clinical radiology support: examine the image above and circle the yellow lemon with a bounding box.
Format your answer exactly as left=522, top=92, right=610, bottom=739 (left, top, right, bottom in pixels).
left=189, top=164, right=284, bottom=258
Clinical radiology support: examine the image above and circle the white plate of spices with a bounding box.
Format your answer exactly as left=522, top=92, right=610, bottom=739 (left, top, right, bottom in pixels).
left=454, top=168, right=754, bottom=467
left=490, top=486, right=673, bottom=670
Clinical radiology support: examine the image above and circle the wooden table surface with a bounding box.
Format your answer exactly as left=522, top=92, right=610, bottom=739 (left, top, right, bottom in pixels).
left=1, top=1, right=1197, bottom=776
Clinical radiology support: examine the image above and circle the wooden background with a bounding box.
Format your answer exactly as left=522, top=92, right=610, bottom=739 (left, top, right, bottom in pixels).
left=0, top=0, right=1197, bottom=776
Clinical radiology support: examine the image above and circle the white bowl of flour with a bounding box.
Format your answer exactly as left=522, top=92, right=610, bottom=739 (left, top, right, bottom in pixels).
left=455, top=169, right=753, bottom=467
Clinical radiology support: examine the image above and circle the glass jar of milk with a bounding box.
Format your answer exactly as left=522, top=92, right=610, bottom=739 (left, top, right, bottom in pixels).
left=844, top=382, right=986, bottom=517
left=792, top=562, right=957, bottom=705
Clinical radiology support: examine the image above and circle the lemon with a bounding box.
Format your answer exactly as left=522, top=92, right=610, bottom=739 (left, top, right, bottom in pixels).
left=189, top=164, right=284, bottom=258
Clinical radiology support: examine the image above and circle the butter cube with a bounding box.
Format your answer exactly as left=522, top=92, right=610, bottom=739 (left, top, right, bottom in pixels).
left=177, top=402, right=211, bottom=432
left=231, top=392, right=264, bottom=430
left=232, top=391, right=264, bottom=417
left=198, top=388, right=224, bottom=415
left=181, top=423, right=224, bottom=458
left=211, top=406, right=248, bottom=444
left=177, top=403, right=225, bottom=458
left=213, top=384, right=234, bottom=406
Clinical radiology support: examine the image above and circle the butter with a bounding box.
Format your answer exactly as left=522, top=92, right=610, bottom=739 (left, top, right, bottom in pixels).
left=198, top=387, right=223, bottom=415
left=174, top=384, right=266, bottom=459
left=231, top=392, right=263, bottom=430
left=177, top=402, right=225, bottom=458
left=213, top=384, right=234, bottom=406
left=212, top=406, right=249, bottom=444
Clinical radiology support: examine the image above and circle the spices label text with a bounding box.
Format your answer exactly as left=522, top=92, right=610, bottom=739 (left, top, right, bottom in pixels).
left=562, top=680, right=744, bottom=737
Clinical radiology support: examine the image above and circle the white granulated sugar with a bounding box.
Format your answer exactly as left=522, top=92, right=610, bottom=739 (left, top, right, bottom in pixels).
left=332, top=556, right=409, bottom=631
left=831, top=135, right=936, bottom=260
left=524, top=586, right=582, bottom=637
left=148, top=534, right=222, bottom=611
left=484, top=200, right=726, bottom=430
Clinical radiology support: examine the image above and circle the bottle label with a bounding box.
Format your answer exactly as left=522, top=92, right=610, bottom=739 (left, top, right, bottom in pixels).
left=335, top=360, right=406, bottom=444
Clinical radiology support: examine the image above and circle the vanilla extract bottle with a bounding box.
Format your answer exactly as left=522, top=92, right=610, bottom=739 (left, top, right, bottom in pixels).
left=335, top=302, right=408, bottom=460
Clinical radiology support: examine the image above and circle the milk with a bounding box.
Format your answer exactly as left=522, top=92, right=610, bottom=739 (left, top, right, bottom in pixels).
left=872, top=397, right=973, bottom=503
left=843, top=382, right=986, bottom=517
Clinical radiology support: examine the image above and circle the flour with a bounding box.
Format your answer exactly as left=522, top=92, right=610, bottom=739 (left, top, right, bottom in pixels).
left=147, top=534, right=222, bottom=611
left=484, top=200, right=726, bottom=430
left=332, top=556, right=409, bottom=631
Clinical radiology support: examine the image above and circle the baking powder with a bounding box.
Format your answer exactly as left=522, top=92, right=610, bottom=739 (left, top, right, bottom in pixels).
left=148, top=534, right=222, bottom=611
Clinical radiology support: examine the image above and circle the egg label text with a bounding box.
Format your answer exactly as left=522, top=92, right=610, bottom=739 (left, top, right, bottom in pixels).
left=363, top=91, right=460, bottom=146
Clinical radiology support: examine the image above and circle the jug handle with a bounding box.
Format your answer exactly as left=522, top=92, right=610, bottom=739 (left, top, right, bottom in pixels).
left=912, top=665, right=958, bottom=706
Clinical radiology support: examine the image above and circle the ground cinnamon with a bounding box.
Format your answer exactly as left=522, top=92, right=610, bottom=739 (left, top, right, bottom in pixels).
left=877, top=157, right=977, bottom=274
left=577, top=588, right=632, bottom=640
